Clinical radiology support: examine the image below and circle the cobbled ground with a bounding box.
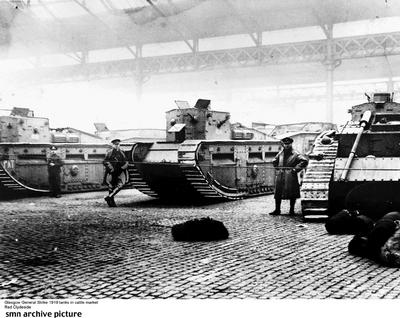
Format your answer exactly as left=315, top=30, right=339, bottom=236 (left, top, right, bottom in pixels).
left=0, top=189, right=399, bottom=299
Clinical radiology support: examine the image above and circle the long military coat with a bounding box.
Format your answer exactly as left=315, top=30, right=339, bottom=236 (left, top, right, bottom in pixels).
left=273, top=149, right=308, bottom=199
left=47, top=154, right=64, bottom=194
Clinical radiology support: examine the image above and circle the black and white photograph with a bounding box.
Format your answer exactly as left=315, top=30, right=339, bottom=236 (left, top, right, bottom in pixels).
left=1, top=0, right=400, bottom=315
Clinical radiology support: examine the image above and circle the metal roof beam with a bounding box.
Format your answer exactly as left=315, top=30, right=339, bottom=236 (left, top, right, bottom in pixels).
left=36, top=0, right=59, bottom=21
left=72, top=0, right=138, bottom=58
left=145, top=0, right=194, bottom=52
left=223, top=0, right=261, bottom=46
left=7, top=31, right=400, bottom=84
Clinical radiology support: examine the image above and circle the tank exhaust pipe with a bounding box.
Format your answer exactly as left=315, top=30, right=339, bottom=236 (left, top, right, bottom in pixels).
left=339, top=110, right=372, bottom=181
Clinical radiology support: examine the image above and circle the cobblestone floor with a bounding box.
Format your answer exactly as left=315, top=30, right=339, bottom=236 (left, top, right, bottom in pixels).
left=0, top=189, right=399, bottom=299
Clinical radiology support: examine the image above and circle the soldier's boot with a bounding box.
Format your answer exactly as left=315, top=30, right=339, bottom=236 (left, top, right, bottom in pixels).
left=104, top=188, right=113, bottom=207
left=107, top=187, right=121, bottom=207
left=104, top=196, right=114, bottom=207
left=289, top=199, right=296, bottom=215
left=270, top=199, right=282, bottom=215
left=110, top=197, right=117, bottom=207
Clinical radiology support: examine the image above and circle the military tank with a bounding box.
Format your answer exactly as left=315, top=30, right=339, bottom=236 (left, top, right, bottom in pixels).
left=0, top=107, right=133, bottom=198
left=127, top=99, right=281, bottom=200
left=301, top=93, right=400, bottom=219
left=267, top=122, right=337, bottom=155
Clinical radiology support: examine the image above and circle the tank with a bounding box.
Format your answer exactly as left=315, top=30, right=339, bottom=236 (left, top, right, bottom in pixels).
left=301, top=93, right=400, bottom=219
left=127, top=99, right=281, bottom=200
left=267, top=122, right=337, bottom=155
left=0, top=107, right=132, bottom=198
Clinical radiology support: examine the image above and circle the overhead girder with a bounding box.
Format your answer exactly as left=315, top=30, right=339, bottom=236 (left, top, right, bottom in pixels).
left=269, top=80, right=400, bottom=104
left=7, top=31, right=400, bottom=85
left=3, top=0, right=400, bottom=57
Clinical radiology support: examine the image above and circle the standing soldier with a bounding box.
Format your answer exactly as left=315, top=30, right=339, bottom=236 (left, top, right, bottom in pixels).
left=103, top=139, right=129, bottom=207
left=47, top=145, right=64, bottom=198
left=270, top=137, right=308, bottom=216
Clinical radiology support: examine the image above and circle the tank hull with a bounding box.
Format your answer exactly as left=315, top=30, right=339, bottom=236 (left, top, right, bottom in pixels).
left=129, top=139, right=281, bottom=200
left=0, top=142, right=133, bottom=198
left=300, top=135, right=400, bottom=219
left=301, top=96, right=400, bottom=219
left=329, top=157, right=400, bottom=216
left=329, top=181, right=400, bottom=217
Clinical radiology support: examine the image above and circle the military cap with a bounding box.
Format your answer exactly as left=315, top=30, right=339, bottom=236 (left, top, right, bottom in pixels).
left=111, top=138, right=121, bottom=144
left=281, top=137, right=294, bottom=144
left=49, top=145, right=58, bottom=150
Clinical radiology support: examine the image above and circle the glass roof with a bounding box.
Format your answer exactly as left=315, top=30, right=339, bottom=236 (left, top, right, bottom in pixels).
left=28, top=0, right=148, bottom=19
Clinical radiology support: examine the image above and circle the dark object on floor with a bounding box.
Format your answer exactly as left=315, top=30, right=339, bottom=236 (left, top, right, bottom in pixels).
left=353, top=215, right=374, bottom=236
left=348, top=235, right=369, bottom=257
left=325, top=209, right=359, bottom=234
left=171, top=217, right=229, bottom=241
left=367, top=212, right=400, bottom=257
left=379, top=211, right=400, bottom=222
left=380, top=225, right=400, bottom=267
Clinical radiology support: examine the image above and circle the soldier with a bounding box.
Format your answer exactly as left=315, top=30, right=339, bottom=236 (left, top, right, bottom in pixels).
left=270, top=137, right=308, bottom=216
left=47, top=145, right=64, bottom=198
left=103, top=138, right=129, bottom=207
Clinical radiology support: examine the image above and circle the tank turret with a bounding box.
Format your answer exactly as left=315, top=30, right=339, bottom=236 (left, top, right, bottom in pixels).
left=0, top=107, right=51, bottom=143
left=166, top=99, right=231, bottom=142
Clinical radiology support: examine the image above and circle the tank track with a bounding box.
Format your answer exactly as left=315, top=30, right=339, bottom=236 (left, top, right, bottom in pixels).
left=180, top=164, right=244, bottom=200
left=0, top=161, right=50, bottom=195
left=300, top=131, right=338, bottom=219
left=177, top=141, right=244, bottom=200
left=127, top=163, right=159, bottom=198
left=179, top=140, right=274, bottom=200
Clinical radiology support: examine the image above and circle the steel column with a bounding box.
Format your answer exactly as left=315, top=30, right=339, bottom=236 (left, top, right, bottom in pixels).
left=135, top=46, right=143, bottom=103
left=325, top=25, right=334, bottom=123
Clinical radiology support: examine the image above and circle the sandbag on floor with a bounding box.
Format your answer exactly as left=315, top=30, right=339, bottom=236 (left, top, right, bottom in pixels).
left=325, top=210, right=373, bottom=235
left=367, top=212, right=400, bottom=257
left=348, top=235, right=369, bottom=257
left=353, top=215, right=374, bottom=236
left=380, top=225, right=400, bottom=267
left=326, top=210, right=358, bottom=234
left=171, top=217, right=229, bottom=241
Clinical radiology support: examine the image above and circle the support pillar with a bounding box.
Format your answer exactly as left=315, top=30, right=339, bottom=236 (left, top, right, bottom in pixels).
left=387, top=78, right=394, bottom=93
left=326, top=62, right=334, bottom=122
left=384, top=55, right=394, bottom=93
left=80, top=50, right=88, bottom=64
left=135, top=45, right=143, bottom=103
left=193, top=38, right=199, bottom=70
left=256, top=31, right=262, bottom=64
left=324, top=24, right=340, bottom=123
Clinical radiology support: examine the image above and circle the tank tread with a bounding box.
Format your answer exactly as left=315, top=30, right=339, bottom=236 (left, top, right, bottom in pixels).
left=0, top=162, right=50, bottom=195
left=180, top=165, right=230, bottom=199
left=179, top=141, right=274, bottom=200
left=127, top=164, right=159, bottom=197
left=301, top=131, right=338, bottom=219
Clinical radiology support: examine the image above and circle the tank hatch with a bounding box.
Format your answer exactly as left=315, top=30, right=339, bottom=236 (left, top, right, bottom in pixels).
left=372, top=92, right=392, bottom=104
